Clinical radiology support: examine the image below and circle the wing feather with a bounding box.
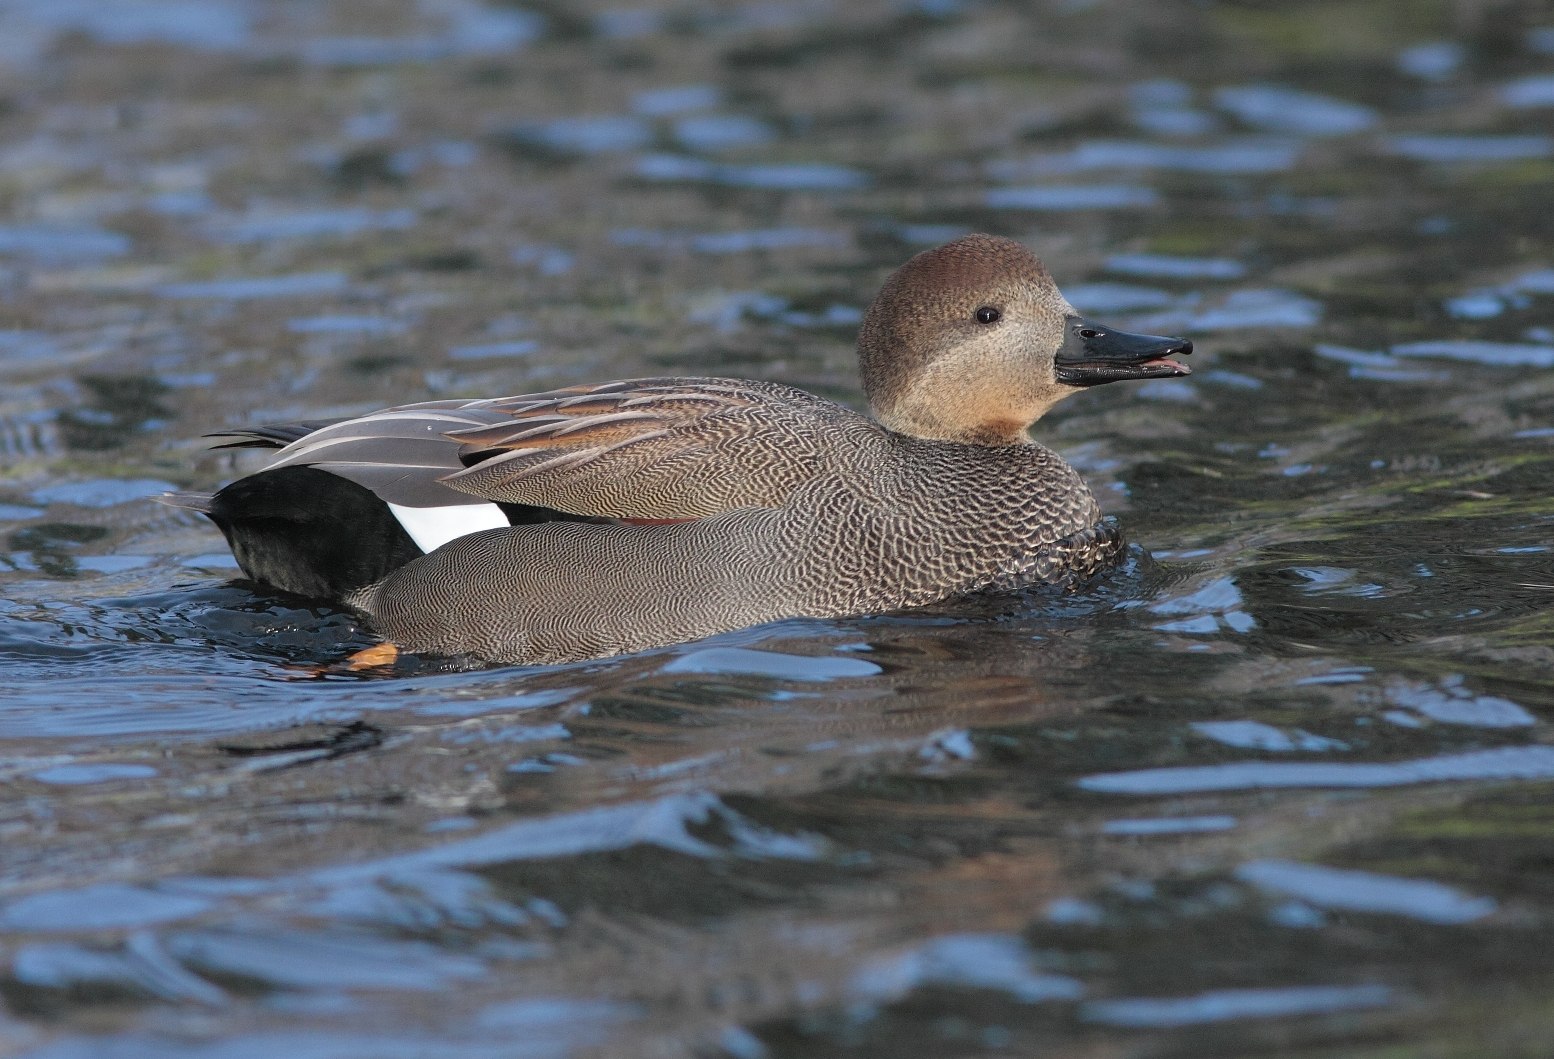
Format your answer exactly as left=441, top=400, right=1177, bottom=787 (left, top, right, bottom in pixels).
left=435, top=378, right=852, bottom=520
left=252, top=405, right=516, bottom=508
left=225, top=377, right=862, bottom=519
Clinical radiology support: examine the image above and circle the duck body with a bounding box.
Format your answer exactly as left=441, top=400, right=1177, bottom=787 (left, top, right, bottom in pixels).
left=164, top=235, right=1191, bottom=665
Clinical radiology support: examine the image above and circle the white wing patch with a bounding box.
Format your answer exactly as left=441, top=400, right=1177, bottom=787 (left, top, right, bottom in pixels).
left=388, top=501, right=510, bottom=554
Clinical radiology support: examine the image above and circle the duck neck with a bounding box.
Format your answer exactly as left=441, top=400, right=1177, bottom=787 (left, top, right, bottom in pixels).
left=872, top=404, right=1031, bottom=447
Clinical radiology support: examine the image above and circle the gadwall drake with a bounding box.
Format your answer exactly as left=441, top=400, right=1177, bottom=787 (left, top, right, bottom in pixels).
left=162, top=235, right=1192, bottom=665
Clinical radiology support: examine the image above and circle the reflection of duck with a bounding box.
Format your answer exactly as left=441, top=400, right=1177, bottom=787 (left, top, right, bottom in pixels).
left=161, top=235, right=1191, bottom=665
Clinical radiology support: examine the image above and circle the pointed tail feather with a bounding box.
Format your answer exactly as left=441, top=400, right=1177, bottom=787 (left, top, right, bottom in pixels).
left=204, top=420, right=340, bottom=450
left=155, top=491, right=215, bottom=514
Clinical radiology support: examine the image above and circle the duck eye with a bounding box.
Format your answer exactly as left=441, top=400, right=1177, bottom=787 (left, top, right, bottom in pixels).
left=975, top=306, right=1001, bottom=325
left=1078, top=327, right=1101, bottom=339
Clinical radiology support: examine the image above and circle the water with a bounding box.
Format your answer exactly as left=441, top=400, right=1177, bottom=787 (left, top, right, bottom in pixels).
left=2, top=1, right=1553, bottom=1056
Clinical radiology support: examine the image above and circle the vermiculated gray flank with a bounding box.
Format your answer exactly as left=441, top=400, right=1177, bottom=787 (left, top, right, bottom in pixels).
left=166, top=235, right=1193, bottom=665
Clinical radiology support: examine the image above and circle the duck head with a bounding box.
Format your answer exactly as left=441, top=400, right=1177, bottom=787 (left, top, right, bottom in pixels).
left=857, top=234, right=1192, bottom=445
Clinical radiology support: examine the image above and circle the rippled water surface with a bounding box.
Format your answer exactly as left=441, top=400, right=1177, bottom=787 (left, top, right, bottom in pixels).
left=3, top=1, right=1554, bottom=1056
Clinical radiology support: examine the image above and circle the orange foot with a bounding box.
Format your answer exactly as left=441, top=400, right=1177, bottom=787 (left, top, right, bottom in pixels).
left=344, top=642, right=401, bottom=671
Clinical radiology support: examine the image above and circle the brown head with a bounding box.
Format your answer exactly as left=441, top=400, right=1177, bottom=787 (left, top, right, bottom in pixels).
left=857, top=234, right=1192, bottom=445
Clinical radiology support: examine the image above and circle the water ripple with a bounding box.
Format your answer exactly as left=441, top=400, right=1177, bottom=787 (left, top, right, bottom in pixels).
left=661, top=647, right=880, bottom=680
left=1235, top=860, right=1496, bottom=924
left=635, top=155, right=869, bottom=190
left=1105, top=253, right=1247, bottom=280
left=1080, top=746, right=1554, bottom=794
left=1381, top=134, right=1553, bottom=163
left=1214, top=85, right=1379, bottom=135
left=632, top=84, right=722, bottom=116
left=1083, top=984, right=1394, bottom=1027
left=165, top=927, right=486, bottom=990
left=853, top=933, right=1084, bottom=1005
left=0, top=884, right=211, bottom=932
left=1190, top=721, right=1347, bottom=752
left=1501, top=76, right=1554, bottom=108
left=1059, top=138, right=1301, bottom=174
left=1390, top=340, right=1554, bottom=368
left=155, top=272, right=349, bottom=300
left=508, top=116, right=653, bottom=156
left=0, top=225, right=130, bottom=264
left=207, top=208, right=416, bottom=243
left=985, top=185, right=1160, bottom=210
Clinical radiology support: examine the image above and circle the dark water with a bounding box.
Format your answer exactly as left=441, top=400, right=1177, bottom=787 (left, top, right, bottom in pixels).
left=3, top=1, right=1554, bottom=1055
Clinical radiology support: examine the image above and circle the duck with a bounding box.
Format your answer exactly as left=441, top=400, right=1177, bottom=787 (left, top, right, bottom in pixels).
left=161, top=234, right=1192, bottom=666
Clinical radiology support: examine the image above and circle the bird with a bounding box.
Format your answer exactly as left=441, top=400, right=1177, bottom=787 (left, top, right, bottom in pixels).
left=160, top=234, right=1192, bottom=666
